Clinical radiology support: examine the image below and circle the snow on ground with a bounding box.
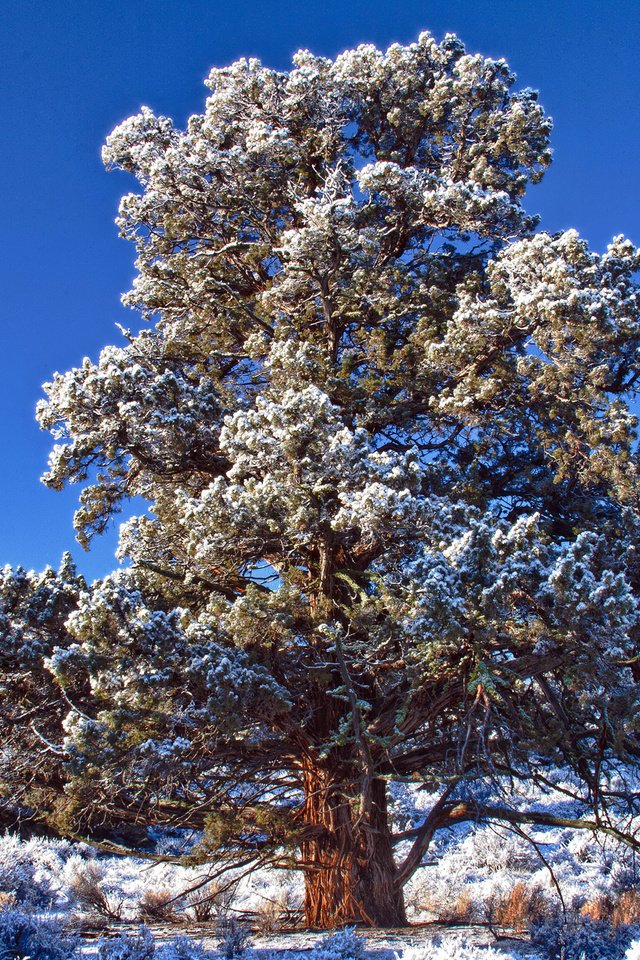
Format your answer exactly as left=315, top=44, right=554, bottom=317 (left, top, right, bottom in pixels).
left=3, top=775, right=640, bottom=958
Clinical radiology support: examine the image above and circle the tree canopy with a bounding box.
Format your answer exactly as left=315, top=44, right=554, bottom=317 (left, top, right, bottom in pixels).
left=3, top=32, right=640, bottom=927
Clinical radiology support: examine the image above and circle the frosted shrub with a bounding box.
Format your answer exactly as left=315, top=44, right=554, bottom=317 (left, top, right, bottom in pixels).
left=186, top=879, right=236, bottom=923
left=97, top=929, right=206, bottom=960
left=312, top=927, right=366, bottom=960
left=401, top=939, right=527, bottom=960
left=0, top=836, right=54, bottom=907
left=185, top=884, right=217, bottom=923
left=582, top=889, right=640, bottom=927
left=137, top=887, right=183, bottom=923
left=97, top=926, right=155, bottom=960
left=531, top=915, right=636, bottom=960
left=422, top=886, right=482, bottom=923
left=215, top=917, right=252, bottom=958
left=484, top=880, right=550, bottom=931
left=156, top=936, right=206, bottom=960
left=0, top=907, right=79, bottom=960
left=255, top=891, right=289, bottom=933
left=253, top=876, right=302, bottom=933
left=64, top=857, right=123, bottom=920
left=460, top=827, right=538, bottom=874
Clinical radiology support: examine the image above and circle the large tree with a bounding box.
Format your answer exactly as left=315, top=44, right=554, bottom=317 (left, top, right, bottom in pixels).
left=4, top=32, right=640, bottom=927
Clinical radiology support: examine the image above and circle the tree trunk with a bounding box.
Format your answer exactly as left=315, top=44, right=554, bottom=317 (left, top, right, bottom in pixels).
left=300, top=759, right=407, bottom=928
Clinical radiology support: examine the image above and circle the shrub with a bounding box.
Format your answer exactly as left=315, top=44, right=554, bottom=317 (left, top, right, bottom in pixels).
left=254, top=883, right=301, bottom=933
left=614, top=891, right=640, bottom=928
left=312, top=927, right=366, bottom=960
left=420, top=887, right=480, bottom=923
left=97, top=926, right=155, bottom=960
left=582, top=894, right=615, bottom=923
left=96, top=929, right=207, bottom=960
left=0, top=836, right=54, bottom=907
left=531, top=914, right=636, bottom=960
left=156, top=936, right=206, bottom=960
left=255, top=892, right=288, bottom=933
left=137, top=887, right=183, bottom=924
left=215, top=916, right=252, bottom=959
left=582, top=889, right=640, bottom=928
left=0, top=907, right=79, bottom=960
left=401, top=939, right=527, bottom=960
left=485, top=881, right=549, bottom=932
left=64, top=858, right=123, bottom=920
left=186, top=880, right=234, bottom=923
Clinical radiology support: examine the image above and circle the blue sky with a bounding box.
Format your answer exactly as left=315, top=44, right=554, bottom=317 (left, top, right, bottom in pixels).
left=1, top=0, right=639, bottom=582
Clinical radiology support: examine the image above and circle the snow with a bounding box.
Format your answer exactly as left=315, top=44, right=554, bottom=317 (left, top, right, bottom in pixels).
left=2, top=778, right=640, bottom=958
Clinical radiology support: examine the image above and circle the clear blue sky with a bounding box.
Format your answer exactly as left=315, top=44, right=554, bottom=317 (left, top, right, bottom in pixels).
left=1, top=0, right=639, bottom=582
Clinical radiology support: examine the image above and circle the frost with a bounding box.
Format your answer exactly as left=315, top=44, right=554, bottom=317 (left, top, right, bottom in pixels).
left=5, top=26, right=640, bottom=936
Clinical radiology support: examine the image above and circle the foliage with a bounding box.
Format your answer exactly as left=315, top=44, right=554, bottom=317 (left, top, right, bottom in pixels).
left=530, top=914, right=637, bottom=960
left=156, top=937, right=206, bottom=960
left=400, top=941, right=528, bottom=960
left=0, top=907, right=79, bottom=960
left=0, top=836, right=56, bottom=907
left=0, top=558, right=85, bottom=831
left=96, top=929, right=208, bottom=960
left=215, top=917, right=252, bottom=958
left=3, top=30, right=640, bottom=926
left=137, top=887, right=183, bottom=923
left=97, top=927, right=156, bottom=960
left=64, top=857, right=124, bottom=920
left=312, top=927, right=366, bottom=960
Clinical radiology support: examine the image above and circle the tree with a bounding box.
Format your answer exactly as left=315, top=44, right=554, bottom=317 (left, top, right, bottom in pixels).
left=4, top=32, right=640, bottom=927
left=0, top=557, right=86, bottom=831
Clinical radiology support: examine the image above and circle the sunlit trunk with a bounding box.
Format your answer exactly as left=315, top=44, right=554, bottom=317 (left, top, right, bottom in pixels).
left=300, top=760, right=407, bottom=928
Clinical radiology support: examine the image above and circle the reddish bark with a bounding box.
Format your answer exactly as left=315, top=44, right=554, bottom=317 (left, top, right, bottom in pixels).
left=300, top=760, right=406, bottom=927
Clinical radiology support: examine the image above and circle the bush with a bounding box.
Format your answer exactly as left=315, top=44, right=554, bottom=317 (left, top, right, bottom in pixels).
left=401, top=939, right=528, bottom=960
left=419, top=887, right=480, bottom=923
left=215, top=916, right=252, bottom=959
left=97, top=926, right=155, bottom=960
left=137, top=887, right=183, bottom=923
left=0, top=907, right=79, bottom=960
left=312, top=927, right=366, bottom=960
left=0, top=837, right=54, bottom=907
left=254, top=884, right=301, bottom=933
left=485, top=881, right=550, bottom=932
left=64, top=858, right=123, bottom=920
left=583, top=890, right=640, bottom=928
left=96, top=928, right=207, bottom=960
left=186, top=879, right=235, bottom=923
left=531, top=914, right=636, bottom=960
left=156, top=936, right=206, bottom=960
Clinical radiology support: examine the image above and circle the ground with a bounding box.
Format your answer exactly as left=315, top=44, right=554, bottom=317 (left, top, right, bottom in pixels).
left=3, top=776, right=640, bottom=959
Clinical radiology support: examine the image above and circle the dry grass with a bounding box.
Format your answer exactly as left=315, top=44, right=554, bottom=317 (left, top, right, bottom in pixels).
left=137, top=887, right=183, bottom=923
left=254, top=890, right=296, bottom=933
left=185, top=880, right=235, bottom=922
left=582, top=888, right=640, bottom=927
left=422, top=888, right=478, bottom=923
left=66, top=860, right=123, bottom=921
left=485, top=882, right=549, bottom=932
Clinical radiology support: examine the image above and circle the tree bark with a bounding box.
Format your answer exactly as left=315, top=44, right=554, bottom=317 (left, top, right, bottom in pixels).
left=300, top=759, right=406, bottom=928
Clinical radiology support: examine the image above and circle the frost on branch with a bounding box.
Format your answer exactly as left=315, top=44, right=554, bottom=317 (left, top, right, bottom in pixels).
left=15, top=30, right=640, bottom=927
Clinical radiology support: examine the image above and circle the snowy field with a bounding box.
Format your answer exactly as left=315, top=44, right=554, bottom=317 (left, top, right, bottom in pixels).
left=4, top=777, right=640, bottom=959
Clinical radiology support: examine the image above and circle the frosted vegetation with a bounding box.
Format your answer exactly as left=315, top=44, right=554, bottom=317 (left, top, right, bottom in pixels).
left=2, top=26, right=640, bottom=945
left=4, top=779, right=640, bottom=957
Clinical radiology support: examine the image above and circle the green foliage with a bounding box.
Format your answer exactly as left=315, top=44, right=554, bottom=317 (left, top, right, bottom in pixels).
left=2, top=32, right=640, bottom=925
